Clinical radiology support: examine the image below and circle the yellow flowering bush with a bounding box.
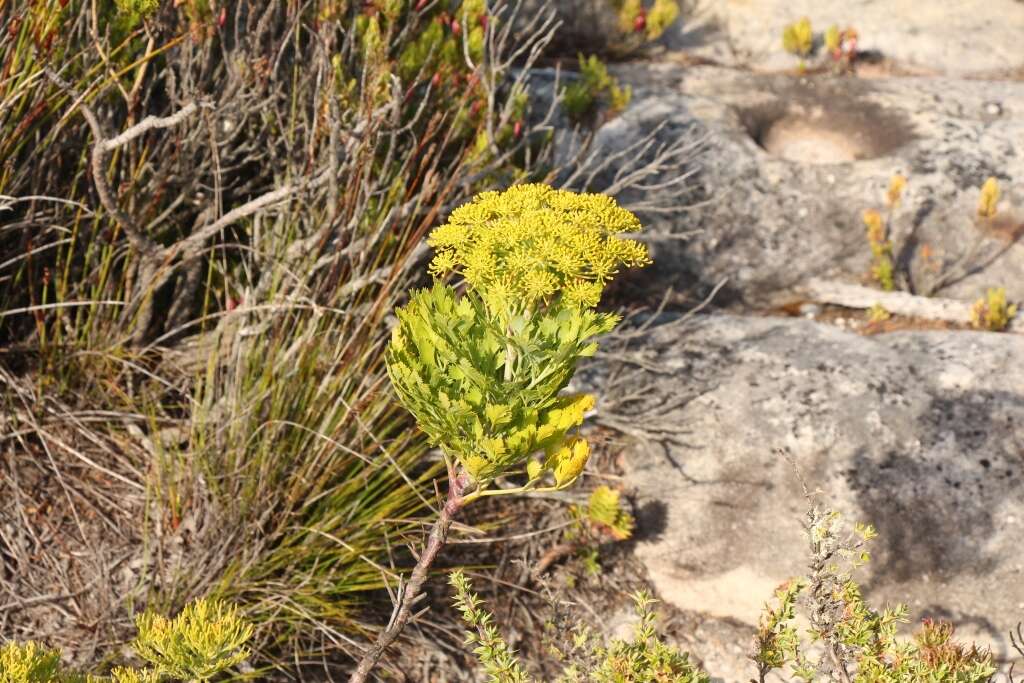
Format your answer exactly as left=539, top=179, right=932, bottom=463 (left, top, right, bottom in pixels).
left=0, top=599, right=251, bottom=683
left=355, top=185, right=649, bottom=680
left=390, top=185, right=649, bottom=497
left=389, top=185, right=650, bottom=496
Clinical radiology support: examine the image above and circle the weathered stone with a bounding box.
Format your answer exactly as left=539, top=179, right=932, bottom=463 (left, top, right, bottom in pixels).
left=600, top=65, right=1024, bottom=308
left=662, top=0, right=1024, bottom=77
left=582, top=315, right=1024, bottom=681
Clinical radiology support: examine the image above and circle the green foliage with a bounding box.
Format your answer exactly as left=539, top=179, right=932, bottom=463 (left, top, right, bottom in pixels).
left=0, top=641, right=63, bottom=683
left=560, top=55, right=633, bottom=123
left=1, top=599, right=250, bottom=683
left=132, top=598, right=253, bottom=681
left=450, top=572, right=708, bottom=682
left=582, top=485, right=634, bottom=541
left=113, top=0, right=159, bottom=28
left=752, top=507, right=996, bottom=682
left=451, top=571, right=532, bottom=682
left=970, top=287, right=1017, bottom=331
left=782, top=17, right=813, bottom=57
left=753, top=579, right=806, bottom=677
left=387, top=283, right=613, bottom=486
left=558, top=591, right=708, bottom=683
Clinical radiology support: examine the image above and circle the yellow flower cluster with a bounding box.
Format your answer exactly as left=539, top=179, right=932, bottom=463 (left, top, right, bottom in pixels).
left=428, top=184, right=650, bottom=310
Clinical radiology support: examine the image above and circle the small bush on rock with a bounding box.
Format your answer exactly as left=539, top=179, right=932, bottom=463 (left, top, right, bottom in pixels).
left=970, top=287, right=1018, bottom=331
left=561, top=54, right=632, bottom=123
left=752, top=503, right=997, bottom=682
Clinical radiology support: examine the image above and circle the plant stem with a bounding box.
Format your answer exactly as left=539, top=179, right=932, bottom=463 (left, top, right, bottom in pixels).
left=349, top=471, right=466, bottom=682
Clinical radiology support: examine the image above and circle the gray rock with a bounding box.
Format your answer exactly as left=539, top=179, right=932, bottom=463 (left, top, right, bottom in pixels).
left=584, top=315, right=1024, bottom=681
left=661, top=0, right=1024, bottom=77
left=601, top=65, right=1024, bottom=308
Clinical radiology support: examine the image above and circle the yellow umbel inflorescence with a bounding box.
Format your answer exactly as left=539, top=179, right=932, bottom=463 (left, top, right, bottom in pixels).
left=427, top=184, right=650, bottom=311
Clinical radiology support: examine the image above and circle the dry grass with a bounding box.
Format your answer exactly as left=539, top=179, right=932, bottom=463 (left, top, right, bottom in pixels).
left=0, top=0, right=702, bottom=677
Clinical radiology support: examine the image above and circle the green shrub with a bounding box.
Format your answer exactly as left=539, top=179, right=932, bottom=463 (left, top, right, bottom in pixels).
left=451, top=570, right=708, bottom=682
left=753, top=505, right=997, bottom=682
left=561, top=54, right=632, bottom=123
left=0, top=598, right=250, bottom=683
left=348, top=184, right=651, bottom=679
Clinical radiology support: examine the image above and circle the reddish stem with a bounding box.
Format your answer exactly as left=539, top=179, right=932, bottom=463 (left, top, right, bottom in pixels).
left=348, top=469, right=467, bottom=682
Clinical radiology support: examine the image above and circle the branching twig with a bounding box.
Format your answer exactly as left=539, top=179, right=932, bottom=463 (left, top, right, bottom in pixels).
left=349, top=470, right=469, bottom=683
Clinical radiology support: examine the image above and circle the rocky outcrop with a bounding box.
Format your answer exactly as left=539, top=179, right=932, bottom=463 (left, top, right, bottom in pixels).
left=582, top=314, right=1024, bottom=681
left=662, top=0, right=1024, bottom=78
left=599, top=66, right=1024, bottom=309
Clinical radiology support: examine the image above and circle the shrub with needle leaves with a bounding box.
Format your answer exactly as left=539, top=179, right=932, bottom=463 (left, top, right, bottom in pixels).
left=0, top=598, right=251, bottom=683
left=751, top=503, right=996, bottom=683
left=132, top=598, right=253, bottom=681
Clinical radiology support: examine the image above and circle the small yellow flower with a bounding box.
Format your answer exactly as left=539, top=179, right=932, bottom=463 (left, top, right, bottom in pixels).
left=977, top=177, right=1000, bottom=219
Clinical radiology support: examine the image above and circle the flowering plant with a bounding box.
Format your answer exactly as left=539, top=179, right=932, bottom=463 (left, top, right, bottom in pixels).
left=353, top=184, right=649, bottom=680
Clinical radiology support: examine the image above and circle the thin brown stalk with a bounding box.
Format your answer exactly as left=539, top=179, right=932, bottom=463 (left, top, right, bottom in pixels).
left=349, top=469, right=469, bottom=683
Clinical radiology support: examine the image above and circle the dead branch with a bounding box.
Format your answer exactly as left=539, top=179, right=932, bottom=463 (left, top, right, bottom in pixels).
left=802, top=277, right=1021, bottom=332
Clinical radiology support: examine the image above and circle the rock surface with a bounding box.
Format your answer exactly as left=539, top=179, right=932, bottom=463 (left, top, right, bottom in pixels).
left=583, top=315, right=1024, bottom=682
left=601, top=65, right=1024, bottom=308
left=662, top=0, right=1024, bottom=77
